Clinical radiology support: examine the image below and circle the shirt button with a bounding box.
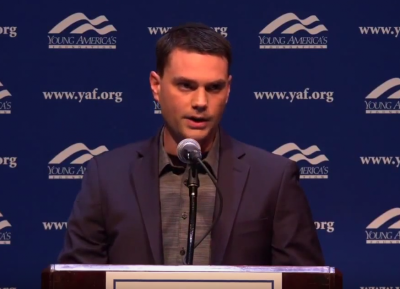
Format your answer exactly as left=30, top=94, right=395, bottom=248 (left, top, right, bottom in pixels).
left=181, top=212, right=187, bottom=220
left=180, top=248, right=185, bottom=256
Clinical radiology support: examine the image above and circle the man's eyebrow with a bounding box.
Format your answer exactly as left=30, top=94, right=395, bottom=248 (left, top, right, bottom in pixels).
left=172, top=77, right=227, bottom=85
left=172, top=76, right=195, bottom=83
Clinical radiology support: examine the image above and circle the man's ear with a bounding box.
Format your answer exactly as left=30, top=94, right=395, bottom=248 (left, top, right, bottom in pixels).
left=226, top=75, right=232, bottom=104
left=149, top=71, right=161, bottom=102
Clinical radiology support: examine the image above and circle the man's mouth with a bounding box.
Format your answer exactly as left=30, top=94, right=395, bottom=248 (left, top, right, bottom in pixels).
left=185, top=116, right=210, bottom=129
left=186, top=116, right=209, bottom=123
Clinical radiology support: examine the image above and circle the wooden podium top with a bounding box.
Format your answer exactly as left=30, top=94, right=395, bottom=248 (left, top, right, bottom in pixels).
left=42, top=265, right=342, bottom=289
left=47, top=264, right=337, bottom=273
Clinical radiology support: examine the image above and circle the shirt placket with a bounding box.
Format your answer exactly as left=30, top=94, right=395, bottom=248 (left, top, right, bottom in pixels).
left=177, top=166, right=190, bottom=264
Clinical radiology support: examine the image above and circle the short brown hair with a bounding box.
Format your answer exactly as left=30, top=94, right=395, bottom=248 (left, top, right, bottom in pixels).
left=155, top=22, right=232, bottom=77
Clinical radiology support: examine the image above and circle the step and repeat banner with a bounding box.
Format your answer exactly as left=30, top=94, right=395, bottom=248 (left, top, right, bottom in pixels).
left=1, top=1, right=399, bottom=288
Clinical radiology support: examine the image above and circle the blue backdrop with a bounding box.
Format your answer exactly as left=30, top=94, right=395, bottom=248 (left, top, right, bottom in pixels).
left=1, top=1, right=399, bottom=288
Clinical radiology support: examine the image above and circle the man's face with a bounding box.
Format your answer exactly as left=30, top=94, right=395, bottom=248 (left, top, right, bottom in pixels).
left=150, top=49, right=231, bottom=146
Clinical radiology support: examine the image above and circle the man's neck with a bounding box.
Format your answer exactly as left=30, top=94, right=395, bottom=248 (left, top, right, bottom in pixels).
left=162, top=126, right=216, bottom=156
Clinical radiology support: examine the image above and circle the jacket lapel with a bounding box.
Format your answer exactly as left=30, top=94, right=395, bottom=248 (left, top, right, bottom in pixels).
left=130, top=131, right=164, bottom=264
left=211, top=129, right=249, bottom=264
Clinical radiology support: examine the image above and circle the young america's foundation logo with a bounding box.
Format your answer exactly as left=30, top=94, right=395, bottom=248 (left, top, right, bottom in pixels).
left=48, top=13, right=117, bottom=49
left=259, top=13, right=328, bottom=49
left=365, top=78, right=400, bottom=114
left=0, top=211, right=11, bottom=245
left=366, top=208, right=400, bottom=244
left=48, top=143, right=108, bottom=179
left=273, top=143, right=329, bottom=179
left=0, top=81, right=12, bottom=114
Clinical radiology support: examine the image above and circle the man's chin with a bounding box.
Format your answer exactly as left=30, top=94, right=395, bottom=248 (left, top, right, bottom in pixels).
left=181, top=128, right=210, bottom=143
left=180, top=127, right=219, bottom=150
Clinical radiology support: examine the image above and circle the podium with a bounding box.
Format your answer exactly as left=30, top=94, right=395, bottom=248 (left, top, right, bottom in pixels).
left=42, top=264, right=342, bottom=289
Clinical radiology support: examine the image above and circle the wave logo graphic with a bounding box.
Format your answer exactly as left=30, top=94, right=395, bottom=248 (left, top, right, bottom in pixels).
left=48, top=143, right=108, bottom=179
left=365, top=208, right=400, bottom=244
left=259, top=13, right=328, bottom=49
left=48, top=12, right=117, bottom=49
left=364, top=78, right=400, bottom=114
left=0, top=81, right=12, bottom=114
left=0, top=211, right=12, bottom=245
left=273, top=143, right=329, bottom=179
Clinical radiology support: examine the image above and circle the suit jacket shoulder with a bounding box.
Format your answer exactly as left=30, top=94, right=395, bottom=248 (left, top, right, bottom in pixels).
left=88, top=134, right=157, bottom=176
left=232, top=137, right=296, bottom=174
left=94, top=139, right=148, bottom=165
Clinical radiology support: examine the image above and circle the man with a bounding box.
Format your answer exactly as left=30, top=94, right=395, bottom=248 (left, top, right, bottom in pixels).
left=58, top=23, right=324, bottom=266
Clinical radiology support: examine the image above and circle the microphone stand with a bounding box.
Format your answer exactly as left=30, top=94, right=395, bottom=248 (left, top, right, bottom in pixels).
left=184, top=162, right=199, bottom=265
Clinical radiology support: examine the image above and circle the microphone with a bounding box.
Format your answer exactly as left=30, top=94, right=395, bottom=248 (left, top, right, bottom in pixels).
left=177, top=138, right=202, bottom=164
left=177, top=138, right=224, bottom=266
left=177, top=138, right=201, bottom=265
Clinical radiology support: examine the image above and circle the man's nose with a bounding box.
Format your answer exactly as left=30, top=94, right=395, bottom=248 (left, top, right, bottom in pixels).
left=191, top=89, right=208, bottom=111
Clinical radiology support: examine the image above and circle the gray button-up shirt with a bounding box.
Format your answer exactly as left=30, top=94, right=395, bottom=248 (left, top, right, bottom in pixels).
left=158, top=129, right=219, bottom=265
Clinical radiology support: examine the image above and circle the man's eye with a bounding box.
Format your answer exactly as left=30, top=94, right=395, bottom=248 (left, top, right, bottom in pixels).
left=178, top=83, right=192, bottom=90
left=208, top=84, right=222, bottom=91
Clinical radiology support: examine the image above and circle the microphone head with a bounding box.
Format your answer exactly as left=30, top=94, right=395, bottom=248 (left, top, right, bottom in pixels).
left=177, top=138, right=202, bottom=164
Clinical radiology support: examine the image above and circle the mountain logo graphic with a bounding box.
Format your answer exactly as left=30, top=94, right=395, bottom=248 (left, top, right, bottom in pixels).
left=48, top=13, right=117, bottom=49
left=0, top=211, right=12, bottom=245
left=365, top=208, right=400, bottom=244
left=48, top=143, right=108, bottom=179
left=0, top=81, right=12, bottom=114
left=273, top=143, right=329, bottom=179
left=259, top=13, right=328, bottom=49
left=365, top=78, right=400, bottom=114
